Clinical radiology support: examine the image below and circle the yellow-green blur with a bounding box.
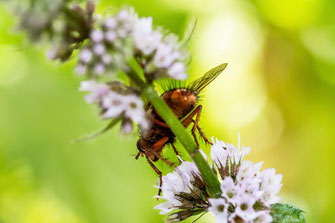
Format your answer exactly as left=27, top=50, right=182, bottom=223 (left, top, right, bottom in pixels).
left=0, top=0, right=334, bottom=222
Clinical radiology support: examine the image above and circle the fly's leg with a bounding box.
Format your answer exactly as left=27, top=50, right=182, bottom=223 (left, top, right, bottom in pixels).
left=145, top=154, right=163, bottom=198
left=192, top=120, right=213, bottom=145
left=153, top=106, right=210, bottom=159
left=181, top=105, right=203, bottom=157
left=181, top=106, right=201, bottom=129
left=151, top=137, right=176, bottom=168
left=152, top=118, right=169, bottom=128
left=135, top=152, right=141, bottom=160
left=191, top=105, right=202, bottom=147
left=149, top=147, right=176, bottom=168
left=171, top=143, right=183, bottom=163
left=145, top=102, right=152, bottom=111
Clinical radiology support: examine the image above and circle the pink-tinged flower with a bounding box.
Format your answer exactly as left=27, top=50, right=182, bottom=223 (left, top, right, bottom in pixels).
left=79, top=48, right=93, bottom=63
left=105, top=30, right=117, bottom=42
left=154, top=43, right=180, bottom=68
left=102, top=91, right=126, bottom=119
left=91, top=30, right=104, bottom=42
left=93, top=43, right=106, bottom=55
left=168, top=62, right=187, bottom=80
left=75, top=64, right=86, bottom=76
left=93, top=64, right=105, bottom=75
left=79, top=81, right=109, bottom=104
left=115, top=8, right=136, bottom=37
left=47, top=48, right=58, bottom=60
left=121, top=118, right=134, bottom=134
left=133, top=17, right=162, bottom=55
left=104, top=18, right=117, bottom=29
left=123, top=94, right=149, bottom=130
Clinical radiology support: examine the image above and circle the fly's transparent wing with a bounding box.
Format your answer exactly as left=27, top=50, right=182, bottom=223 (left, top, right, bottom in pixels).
left=187, top=63, right=227, bottom=93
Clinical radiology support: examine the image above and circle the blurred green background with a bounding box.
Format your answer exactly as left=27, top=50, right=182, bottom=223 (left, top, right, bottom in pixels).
left=0, top=0, right=335, bottom=222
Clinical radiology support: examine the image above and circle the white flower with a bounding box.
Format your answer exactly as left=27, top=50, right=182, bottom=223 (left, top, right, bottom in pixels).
left=154, top=161, right=201, bottom=214
left=93, top=63, right=105, bottom=75
left=259, top=168, right=282, bottom=205
left=93, top=43, right=106, bottom=55
left=105, top=30, right=117, bottom=42
left=210, top=138, right=228, bottom=167
left=208, top=198, right=229, bottom=223
left=91, top=30, right=104, bottom=42
left=220, top=177, right=238, bottom=202
left=232, top=194, right=258, bottom=222
left=80, top=48, right=93, bottom=63
left=75, top=64, right=86, bottom=75
left=47, top=48, right=57, bottom=60
left=154, top=43, right=180, bottom=68
left=121, top=119, right=134, bottom=134
left=133, top=17, right=162, bottom=55
left=116, top=8, right=136, bottom=37
left=116, top=8, right=134, bottom=21
left=102, top=91, right=126, bottom=118
left=154, top=201, right=175, bottom=215
left=167, top=62, right=187, bottom=80
left=123, top=94, right=149, bottom=129
left=79, top=81, right=109, bottom=104
left=226, top=143, right=250, bottom=164
left=210, top=138, right=250, bottom=168
left=254, top=211, right=273, bottom=223
left=104, top=17, right=117, bottom=29
left=237, top=161, right=263, bottom=186
left=164, top=34, right=180, bottom=48
left=102, top=54, right=112, bottom=64
left=155, top=161, right=199, bottom=204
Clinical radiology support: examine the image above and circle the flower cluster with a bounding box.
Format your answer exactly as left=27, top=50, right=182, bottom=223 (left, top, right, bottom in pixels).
left=74, top=7, right=189, bottom=133
left=154, top=137, right=283, bottom=223
left=16, top=1, right=190, bottom=134
left=133, top=17, right=188, bottom=80
left=15, top=0, right=66, bottom=41
left=75, top=8, right=136, bottom=76
left=46, top=2, right=95, bottom=62
left=79, top=80, right=150, bottom=132
left=154, top=161, right=210, bottom=222
left=75, top=8, right=188, bottom=80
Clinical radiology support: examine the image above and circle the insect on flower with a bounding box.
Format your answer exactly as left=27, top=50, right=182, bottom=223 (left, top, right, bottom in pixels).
left=136, top=63, right=228, bottom=196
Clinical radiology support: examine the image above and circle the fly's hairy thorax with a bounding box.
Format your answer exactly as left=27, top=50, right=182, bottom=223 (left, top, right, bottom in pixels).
left=161, top=89, right=198, bottom=119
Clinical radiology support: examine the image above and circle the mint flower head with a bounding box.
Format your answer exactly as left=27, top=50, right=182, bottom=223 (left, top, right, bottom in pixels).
left=74, top=7, right=188, bottom=80
left=72, top=7, right=189, bottom=134
left=154, top=137, right=283, bottom=223
left=154, top=160, right=210, bottom=222
left=79, top=80, right=150, bottom=133
left=16, top=2, right=190, bottom=134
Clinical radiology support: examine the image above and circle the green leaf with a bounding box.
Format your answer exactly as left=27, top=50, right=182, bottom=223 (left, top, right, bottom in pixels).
left=270, top=203, right=306, bottom=223
left=72, top=117, right=122, bottom=143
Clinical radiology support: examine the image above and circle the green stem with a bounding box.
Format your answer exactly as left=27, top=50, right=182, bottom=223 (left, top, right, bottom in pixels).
left=127, top=68, right=222, bottom=198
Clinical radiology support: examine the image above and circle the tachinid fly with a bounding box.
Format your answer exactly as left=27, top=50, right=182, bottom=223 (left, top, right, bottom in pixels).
left=136, top=63, right=228, bottom=196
